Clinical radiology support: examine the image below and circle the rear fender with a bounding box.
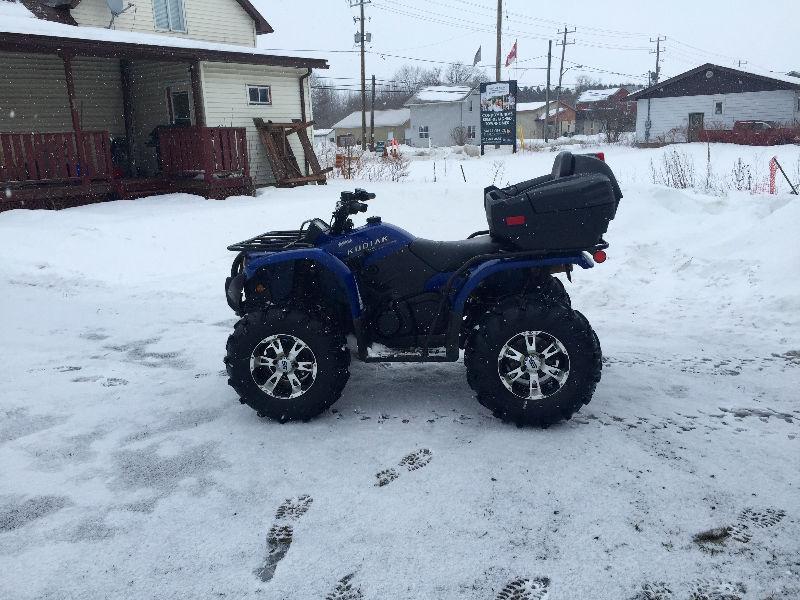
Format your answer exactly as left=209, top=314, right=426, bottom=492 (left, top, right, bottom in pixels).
left=452, top=253, right=594, bottom=313
left=244, top=248, right=363, bottom=318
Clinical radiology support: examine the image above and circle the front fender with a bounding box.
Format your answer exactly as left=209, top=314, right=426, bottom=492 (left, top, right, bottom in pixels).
left=244, top=248, right=363, bottom=318
left=452, top=253, right=594, bottom=313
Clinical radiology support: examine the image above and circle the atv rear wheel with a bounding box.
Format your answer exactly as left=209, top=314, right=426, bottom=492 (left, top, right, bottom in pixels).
left=464, top=296, right=601, bottom=426
left=225, top=307, right=350, bottom=422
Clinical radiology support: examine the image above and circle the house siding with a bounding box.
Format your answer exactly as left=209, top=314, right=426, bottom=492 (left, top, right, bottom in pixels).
left=0, top=53, right=124, bottom=135
left=201, top=62, right=310, bottom=185
left=71, top=0, right=257, bottom=47
left=409, top=90, right=480, bottom=147
left=333, top=125, right=408, bottom=144
left=636, top=90, right=800, bottom=142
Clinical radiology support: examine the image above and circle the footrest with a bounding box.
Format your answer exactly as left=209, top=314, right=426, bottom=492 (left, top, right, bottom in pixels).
left=362, top=346, right=457, bottom=363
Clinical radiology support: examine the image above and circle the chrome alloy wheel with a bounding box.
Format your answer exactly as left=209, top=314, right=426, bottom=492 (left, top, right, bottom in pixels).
left=250, top=334, right=318, bottom=399
left=497, top=331, right=570, bottom=400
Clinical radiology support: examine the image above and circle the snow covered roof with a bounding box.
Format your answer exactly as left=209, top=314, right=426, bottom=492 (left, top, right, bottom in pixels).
left=629, top=63, right=800, bottom=101
left=313, top=128, right=333, bottom=137
left=577, top=88, right=623, bottom=103
left=332, top=108, right=410, bottom=129
left=405, top=86, right=473, bottom=105
left=536, top=106, right=569, bottom=121
left=0, top=8, right=326, bottom=68
left=517, top=101, right=573, bottom=115
left=516, top=101, right=547, bottom=113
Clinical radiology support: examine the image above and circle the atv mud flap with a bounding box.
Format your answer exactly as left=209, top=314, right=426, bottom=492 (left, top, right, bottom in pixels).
left=225, top=273, right=245, bottom=314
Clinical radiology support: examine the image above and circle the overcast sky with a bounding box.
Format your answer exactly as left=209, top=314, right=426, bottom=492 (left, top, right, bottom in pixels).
left=252, top=0, right=800, bottom=91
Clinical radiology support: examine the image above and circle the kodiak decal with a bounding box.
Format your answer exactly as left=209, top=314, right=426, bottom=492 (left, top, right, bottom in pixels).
left=346, top=235, right=391, bottom=256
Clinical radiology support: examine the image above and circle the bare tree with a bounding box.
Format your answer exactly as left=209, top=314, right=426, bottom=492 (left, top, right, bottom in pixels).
left=442, top=63, right=489, bottom=88
left=450, top=126, right=469, bottom=145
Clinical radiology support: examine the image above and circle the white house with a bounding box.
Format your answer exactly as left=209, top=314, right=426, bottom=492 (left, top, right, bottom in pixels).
left=629, top=64, right=800, bottom=143
left=0, top=0, right=328, bottom=209
left=312, top=128, right=336, bottom=144
left=405, top=85, right=480, bottom=147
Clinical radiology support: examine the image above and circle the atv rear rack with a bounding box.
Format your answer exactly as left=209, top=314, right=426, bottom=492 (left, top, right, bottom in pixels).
left=227, top=230, right=313, bottom=252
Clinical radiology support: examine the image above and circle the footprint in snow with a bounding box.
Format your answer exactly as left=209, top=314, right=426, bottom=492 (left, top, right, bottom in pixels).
left=254, top=495, right=313, bottom=582
left=689, top=579, right=746, bottom=600
left=495, top=577, right=550, bottom=600
left=693, top=506, right=786, bottom=550
left=326, top=573, right=364, bottom=600
left=629, top=582, right=674, bottom=600
left=375, top=449, right=432, bottom=487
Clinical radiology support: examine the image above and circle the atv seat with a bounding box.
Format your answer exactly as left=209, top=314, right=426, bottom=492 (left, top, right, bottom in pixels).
left=409, top=235, right=503, bottom=273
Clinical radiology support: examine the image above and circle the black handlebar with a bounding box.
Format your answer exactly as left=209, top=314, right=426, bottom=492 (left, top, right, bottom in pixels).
left=341, top=188, right=376, bottom=202
left=330, top=189, right=375, bottom=234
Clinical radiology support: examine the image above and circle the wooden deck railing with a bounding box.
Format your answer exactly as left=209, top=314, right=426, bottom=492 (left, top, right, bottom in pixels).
left=0, top=131, right=113, bottom=184
left=159, top=126, right=250, bottom=182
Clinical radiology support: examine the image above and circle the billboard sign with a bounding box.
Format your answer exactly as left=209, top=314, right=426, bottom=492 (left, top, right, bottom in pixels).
left=480, top=80, right=518, bottom=151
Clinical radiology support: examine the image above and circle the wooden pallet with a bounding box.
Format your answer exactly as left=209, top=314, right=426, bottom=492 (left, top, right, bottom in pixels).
left=253, top=119, right=332, bottom=187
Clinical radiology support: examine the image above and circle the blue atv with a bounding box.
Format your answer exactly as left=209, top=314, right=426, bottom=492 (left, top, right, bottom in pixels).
left=224, top=151, right=622, bottom=426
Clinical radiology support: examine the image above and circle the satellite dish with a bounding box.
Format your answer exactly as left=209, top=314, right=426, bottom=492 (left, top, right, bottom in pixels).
left=107, top=0, right=126, bottom=16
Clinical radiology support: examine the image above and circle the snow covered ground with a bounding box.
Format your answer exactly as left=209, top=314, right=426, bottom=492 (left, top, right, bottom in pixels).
left=1, top=144, right=799, bottom=600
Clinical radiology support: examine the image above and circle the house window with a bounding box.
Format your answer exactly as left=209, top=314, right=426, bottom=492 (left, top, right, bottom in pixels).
left=248, top=85, right=272, bottom=105
left=418, top=126, right=429, bottom=139
left=468, top=99, right=473, bottom=112
left=714, top=101, right=724, bottom=115
left=153, top=0, right=186, bottom=33
left=467, top=125, right=476, bottom=139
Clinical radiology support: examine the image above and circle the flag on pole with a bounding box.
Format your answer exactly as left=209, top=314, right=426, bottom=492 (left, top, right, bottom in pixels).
left=504, top=40, right=517, bottom=67
left=473, top=46, right=482, bottom=66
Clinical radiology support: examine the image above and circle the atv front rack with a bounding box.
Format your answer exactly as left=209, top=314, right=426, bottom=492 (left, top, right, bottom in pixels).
left=227, top=230, right=312, bottom=252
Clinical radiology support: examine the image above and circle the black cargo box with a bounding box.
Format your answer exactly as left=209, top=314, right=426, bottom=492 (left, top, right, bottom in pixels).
left=484, top=153, right=621, bottom=253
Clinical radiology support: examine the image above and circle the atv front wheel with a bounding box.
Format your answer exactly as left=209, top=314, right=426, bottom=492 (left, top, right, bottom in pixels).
left=225, top=307, right=350, bottom=422
left=464, top=296, right=601, bottom=426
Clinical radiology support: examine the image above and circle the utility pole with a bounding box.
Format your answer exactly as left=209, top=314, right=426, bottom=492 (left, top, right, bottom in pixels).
left=370, top=74, right=375, bottom=150
left=645, top=36, right=666, bottom=142
left=649, top=36, right=666, bottom=84
left=495, top=0, right=502, bottom=81
left=555, top=26, right=575, bottom=138
left=351, top=0, right=371, bottom=150
left=544, top=39, right=552, bottom=143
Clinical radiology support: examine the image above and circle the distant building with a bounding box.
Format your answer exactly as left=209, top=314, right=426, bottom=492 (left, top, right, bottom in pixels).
left=629, top=64, right=800, bottom=143
left=405, top=85, right=480, bottom=147
left=331, top=108, right=411, bottom=146
left=575, top=87, right=632, bottom=135
left=312, top=128, right=336, bottom=144
left=517, top=100, right=576, bottom=139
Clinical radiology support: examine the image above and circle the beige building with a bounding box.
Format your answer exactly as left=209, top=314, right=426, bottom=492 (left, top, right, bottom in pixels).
left=516, top=101, right=577, bottom=139
left=332, top=109, right=411, bottom=146
left=0, top=0, right=328, bottom=209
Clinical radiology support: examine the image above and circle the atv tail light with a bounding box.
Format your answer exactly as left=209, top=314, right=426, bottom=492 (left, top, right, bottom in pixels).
left=505, top=215, right=526, bottom=226
left=592, top=249, right=607, bottom=263
left=594, top=152, right=605, bottom=162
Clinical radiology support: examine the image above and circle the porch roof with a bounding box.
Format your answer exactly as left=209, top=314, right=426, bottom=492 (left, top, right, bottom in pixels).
left=0, top=14, right=328, bottom=69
